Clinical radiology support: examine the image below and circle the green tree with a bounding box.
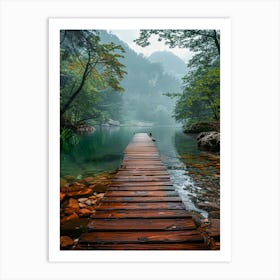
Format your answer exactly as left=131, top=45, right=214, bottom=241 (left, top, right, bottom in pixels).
left=135, top=29, right=220, bottom=123
left=60, top=30, right=126, bottom=127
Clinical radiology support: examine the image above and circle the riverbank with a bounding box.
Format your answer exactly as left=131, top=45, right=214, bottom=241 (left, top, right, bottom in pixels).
left=60, top=170, right=117, bottom=249
left=179, top=151, right=220, bottom=246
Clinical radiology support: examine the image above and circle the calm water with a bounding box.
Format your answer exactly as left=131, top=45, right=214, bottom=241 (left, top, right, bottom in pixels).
left=61, top=126, right=219, bottom=217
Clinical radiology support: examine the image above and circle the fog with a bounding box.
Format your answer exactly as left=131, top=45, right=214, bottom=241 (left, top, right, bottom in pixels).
left=100, top=30, right=187, bottom=126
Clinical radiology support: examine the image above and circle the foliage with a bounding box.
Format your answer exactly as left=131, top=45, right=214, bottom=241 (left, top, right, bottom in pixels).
left=60, top=30, right=126, bottom=127
left=135, top=29, right=220, bottom=123
left=100, top=31, right=182, bottom=125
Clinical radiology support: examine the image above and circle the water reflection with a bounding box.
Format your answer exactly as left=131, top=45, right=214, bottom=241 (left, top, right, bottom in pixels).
left=61, top=125, right=219, bottom=217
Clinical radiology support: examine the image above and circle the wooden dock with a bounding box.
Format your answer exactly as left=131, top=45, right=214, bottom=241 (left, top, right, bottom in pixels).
left=77, top=133, right=214, bottom=250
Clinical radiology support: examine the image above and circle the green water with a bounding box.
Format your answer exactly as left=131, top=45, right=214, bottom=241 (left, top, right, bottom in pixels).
left=60, top=126, right=219, bottom=217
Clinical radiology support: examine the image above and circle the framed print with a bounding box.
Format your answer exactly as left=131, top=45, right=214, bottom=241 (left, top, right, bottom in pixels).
left=49, top=17, right=231, bottom=262
left=1, top=0, right=279, bottom=279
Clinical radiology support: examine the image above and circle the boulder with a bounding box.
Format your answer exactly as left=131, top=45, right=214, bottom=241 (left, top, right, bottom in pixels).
left=197, top=131, right=220, bottom=152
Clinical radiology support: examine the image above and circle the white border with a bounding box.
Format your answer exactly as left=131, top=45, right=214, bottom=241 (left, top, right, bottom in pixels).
left=49, top=18, right=231, bottom=262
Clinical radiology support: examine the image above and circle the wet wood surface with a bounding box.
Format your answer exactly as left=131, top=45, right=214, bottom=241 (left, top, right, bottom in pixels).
left=78, top=133, right=213, bottom=250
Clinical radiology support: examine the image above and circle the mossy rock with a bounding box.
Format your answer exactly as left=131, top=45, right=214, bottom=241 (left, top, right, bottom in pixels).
left=183, top=122, right=220, bottom=133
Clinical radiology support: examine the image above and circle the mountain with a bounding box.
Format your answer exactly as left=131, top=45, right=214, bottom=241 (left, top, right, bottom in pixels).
left=98, top=31, right=181, bottom=125
left=148, top=51, right=187, bottom=79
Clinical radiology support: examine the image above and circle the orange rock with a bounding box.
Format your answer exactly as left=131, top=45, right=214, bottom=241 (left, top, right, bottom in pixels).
left=87, top=206, right=95, bottom=211
left=78, top=203, right=87, bottom=208
left=60, top=236, right=74, bottom=248
left=61, top=212, right=79, bottom=224
left=70, top=182, right=86, bottom=189
left=83, top=177, right=96, bottom=183
left=67, top=188, right=93, bottom=198
left=60, top=192, right=66, bottom=201
left=78, top=208, right=92, bottom=217
left=65, top=198, right=79, bottom=210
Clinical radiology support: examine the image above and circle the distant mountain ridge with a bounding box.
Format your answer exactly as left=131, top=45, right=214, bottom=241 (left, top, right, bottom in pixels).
left=98, top=31, right=181, bottom=125
left=148, top=51, right=187, bottom=79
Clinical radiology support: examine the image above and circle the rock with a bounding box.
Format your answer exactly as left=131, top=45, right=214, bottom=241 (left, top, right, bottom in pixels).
left=78, top=198, right=88, bottom=203
left=206, top=219, right=220, bottom=241
left=78, top=208, right=92, bottom=217
left=65, top=198, right=79, bottom=210
left=183, top=122, right=220, bottom=133
left=197, top=201, right=220, bottom=212
left=67, top=188, right=93, bottom=198
left=71, top=181, right=86, bottom=188
left=87, top=206, right=96, bottom=211
left=83, top=177, right=96, bottom=184
left=60, top=236, right=74, bottom=249
left=107, top=119, right=120, bottom=126
left=85, top=199, right=92, bottom=206
left=90, top=199, right=97, bottom=205
left=60, top=192, right=66, bottom=201
left=76, top=124, right=95, bottom=133
left=208, top=211, right=220, bottom=219
left=197, top=131, right=220, bottom=152
left=61, top=212, right=79, bottom=224
left=78, top=203, right=87, bottom=208
left=96, top=193, right=105, bottom=199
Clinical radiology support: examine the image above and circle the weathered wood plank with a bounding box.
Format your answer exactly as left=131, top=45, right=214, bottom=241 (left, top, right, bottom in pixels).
left=108, top=186, right=175, bottom=191
left=105, top=191, right=179, bottom=197
left=79, top=230, right=204, bottom=244
left=111, top=182, right=173, bottom=186
left=87, top=218, right=196, bottom=231
left=96, top=202, right=186, bottom=210
left=102, top=196, right=182, bottom=203
left=76, top=243, right=208, bottom=250
left=93, top=209, right=192, bottom=219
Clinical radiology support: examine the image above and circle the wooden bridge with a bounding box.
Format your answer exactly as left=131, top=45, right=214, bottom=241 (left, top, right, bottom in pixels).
left=77, top=133, right=215, bottom=250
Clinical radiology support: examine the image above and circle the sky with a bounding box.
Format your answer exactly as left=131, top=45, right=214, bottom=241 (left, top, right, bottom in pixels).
left=109, top=30, right=193, bottom=63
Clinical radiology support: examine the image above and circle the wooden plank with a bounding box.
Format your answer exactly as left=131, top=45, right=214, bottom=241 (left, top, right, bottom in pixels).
left=76, top=243, right=208, bottom=250
left=102, top=196, right=182, bottom=203
left=79, top=230, right=204, bottom=244
left=105, top=191, right=179, bottom=197
left=108, top=186, right=175, bottom=191
left=93, top=209, right=192, bottom=219
left=111, top=182, right=173, bottom=186
left=96, top=202, right=186, bottom=210
left=117, top=171, right=169, bottom=175
left=113, top=178, right=170, bottom=182
left=87, top=218, right=196, bottom=231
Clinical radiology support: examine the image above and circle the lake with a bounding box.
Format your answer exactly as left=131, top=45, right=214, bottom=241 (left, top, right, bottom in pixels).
left=60, top=125, right=220, bottom=217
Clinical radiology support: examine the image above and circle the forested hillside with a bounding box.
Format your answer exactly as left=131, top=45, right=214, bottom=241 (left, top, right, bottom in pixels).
left=100, top=31, right=181, bottom=125
left=148, top=50, right=187, bottom=79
